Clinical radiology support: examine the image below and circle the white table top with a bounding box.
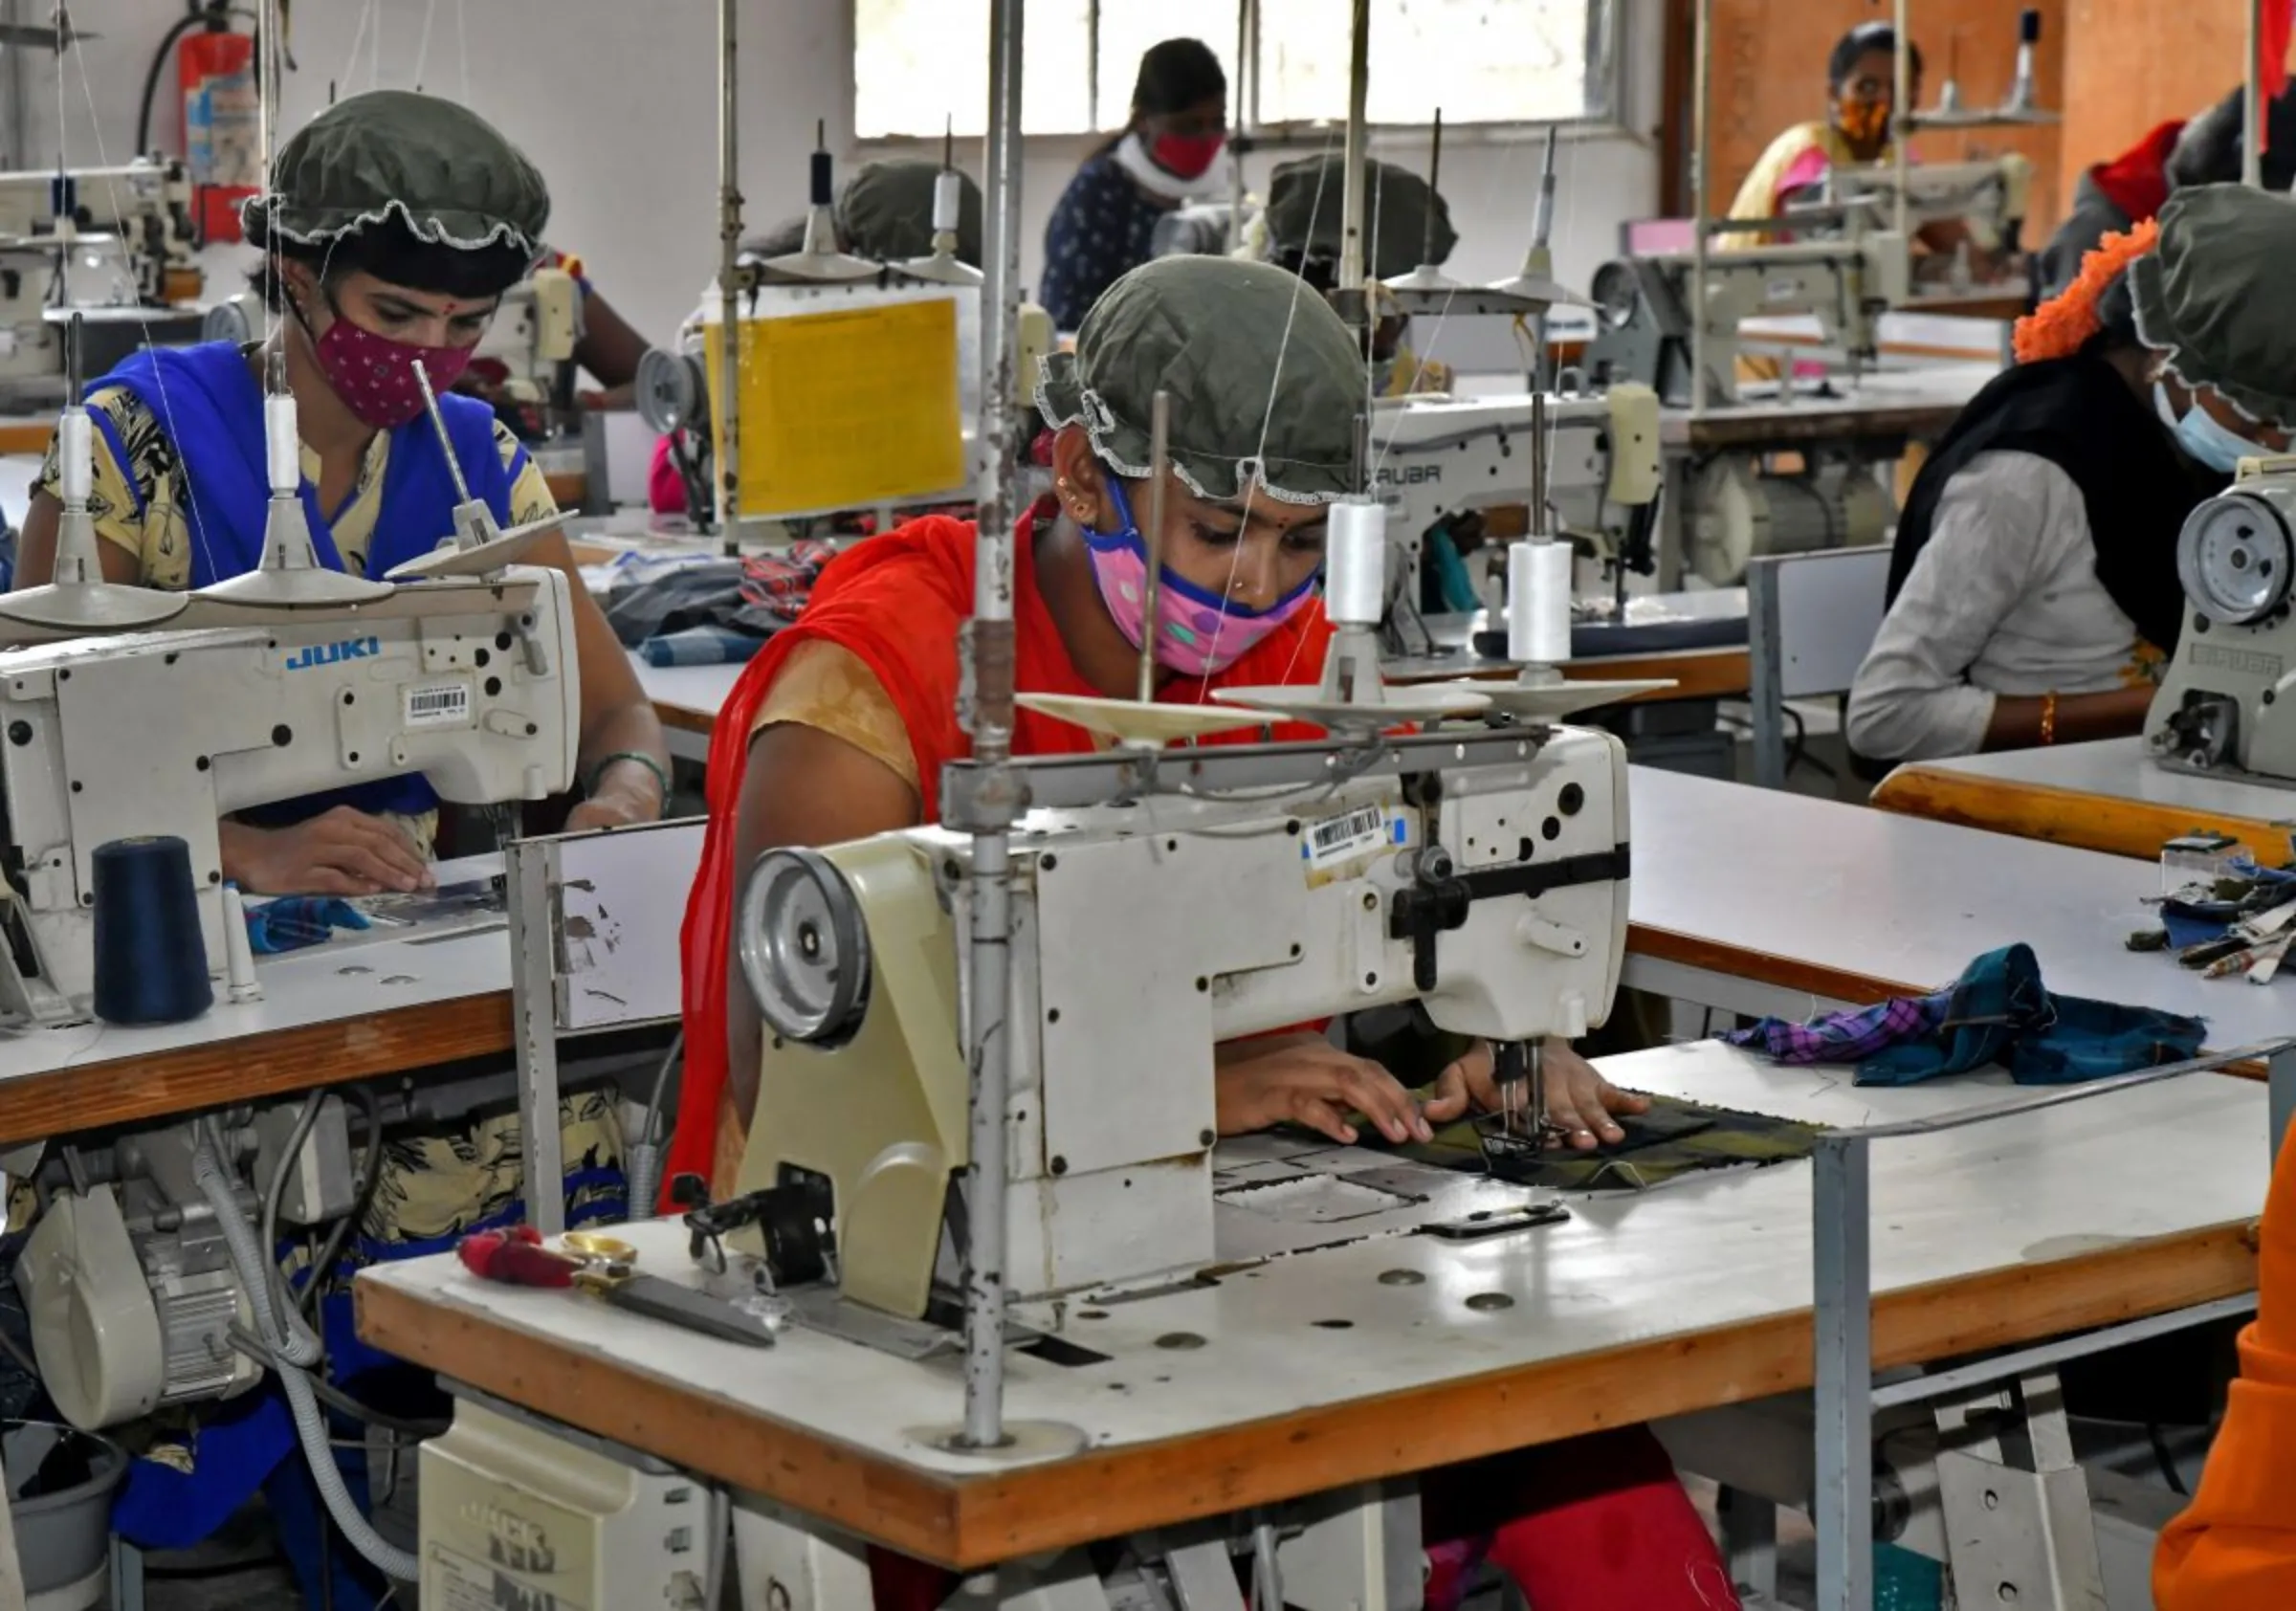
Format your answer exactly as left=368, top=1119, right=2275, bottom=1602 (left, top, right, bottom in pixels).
left=359, top=1038, right=2268, bottom=1495
left=1911, top=737, right=2296, bottom=823
left=1626, top=766, right=2295, bottom=1049
left=631, top=653, right=745, bottom=725
left=0, top=854, right=508, bottom=1089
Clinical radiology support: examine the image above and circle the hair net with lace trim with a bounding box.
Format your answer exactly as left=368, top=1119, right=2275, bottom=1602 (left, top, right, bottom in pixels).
left=241, top=89, right=550, bottom=258
left=2130, top=184, right=2296, bottom=431
left=1035, top=256, right=1365, bottom=505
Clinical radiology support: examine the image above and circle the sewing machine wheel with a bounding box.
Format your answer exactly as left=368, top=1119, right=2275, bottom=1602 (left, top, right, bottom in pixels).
left=635, top=347, right=708, bottom=436
left=739, top=848, right=872, bottom=1047
left=2178, top=493, right=2294, bottom=627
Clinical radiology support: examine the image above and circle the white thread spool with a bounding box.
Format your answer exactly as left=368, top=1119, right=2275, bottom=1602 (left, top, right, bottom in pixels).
left=1507, top=540, right=1572, bottom=665
left=933, top=169, right=961, bottom=236
left=265, top=394, right=299, bottom=495
left=1324, top=499, right=1388, bottom=627
left=57, top=408, right=90, bottom=507
left=221, top=884, right=263, bottom=1004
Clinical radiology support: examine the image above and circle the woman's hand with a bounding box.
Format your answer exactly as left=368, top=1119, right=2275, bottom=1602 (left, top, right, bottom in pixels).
left=219, top=807, right=433, bottom=897
left=1214, top=1035, right=1435, bottom=1147
left=566, top=757, right=666, bottom=831
left=1421, top=1037, right=1650, bottom=1151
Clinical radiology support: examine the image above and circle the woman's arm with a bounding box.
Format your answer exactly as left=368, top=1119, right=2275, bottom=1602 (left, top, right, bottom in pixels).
left=1847, top=452, right=2088, bottom=763
left=572, top=283, right=651, bottom=407
left=13, top=489, right=141, bottom=588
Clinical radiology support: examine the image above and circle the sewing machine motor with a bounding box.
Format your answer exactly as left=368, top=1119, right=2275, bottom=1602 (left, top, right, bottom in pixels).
left=2148, top=454, right=2296, bottom=783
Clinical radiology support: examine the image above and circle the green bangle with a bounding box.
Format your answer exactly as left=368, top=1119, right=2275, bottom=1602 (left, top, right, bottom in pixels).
left=585, top=750, right=673, bottom=811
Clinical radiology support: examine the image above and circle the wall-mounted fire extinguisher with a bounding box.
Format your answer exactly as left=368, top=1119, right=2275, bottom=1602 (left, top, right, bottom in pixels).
left=137, top=3, right=263, bottom=246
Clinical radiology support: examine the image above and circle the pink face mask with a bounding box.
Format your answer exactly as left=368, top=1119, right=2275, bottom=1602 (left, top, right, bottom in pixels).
left=307, top=294, right=479, bottom=430
left=1082, top=478, right=1320, bottom=677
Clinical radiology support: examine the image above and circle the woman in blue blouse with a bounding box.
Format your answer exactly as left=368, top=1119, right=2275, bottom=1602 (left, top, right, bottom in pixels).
left=1040, top=37, right=1228, bottom=330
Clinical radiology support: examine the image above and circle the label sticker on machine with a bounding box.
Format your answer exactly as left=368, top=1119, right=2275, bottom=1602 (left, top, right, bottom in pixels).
left=1302, top=805, right=1405, bottom=882
left=404, top=679, right=474, bottom=729
left=427, top=1542, right=585, bottom=1611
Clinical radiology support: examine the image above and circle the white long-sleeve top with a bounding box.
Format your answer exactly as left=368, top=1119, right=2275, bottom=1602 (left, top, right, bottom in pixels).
left=1846, top=450, right=2157, bottom=762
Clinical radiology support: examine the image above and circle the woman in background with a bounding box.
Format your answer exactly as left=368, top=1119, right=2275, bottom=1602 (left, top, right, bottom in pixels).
left=1039, top=36, right=1228, bottom=330
left=1728, top=22, right=1920, bottom=233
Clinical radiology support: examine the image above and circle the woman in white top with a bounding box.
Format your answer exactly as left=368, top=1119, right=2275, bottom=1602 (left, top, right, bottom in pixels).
left=1847, top=185, right=2296, bottom=766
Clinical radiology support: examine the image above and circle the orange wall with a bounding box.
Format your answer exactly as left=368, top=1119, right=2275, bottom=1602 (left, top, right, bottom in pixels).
left=1698, top=1, right=2067, bottom=232
left=2058, top=0, right=2282, bottom=207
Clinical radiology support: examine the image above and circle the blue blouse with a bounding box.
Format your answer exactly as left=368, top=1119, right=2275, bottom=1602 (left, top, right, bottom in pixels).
left=1040, top=154, right=1167, bottom=331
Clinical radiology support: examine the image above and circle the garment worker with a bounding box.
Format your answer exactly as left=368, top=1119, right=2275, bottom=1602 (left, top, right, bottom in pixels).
left=1729, top=22, right=1921, bottom=232
left=13, top=89, right=672, bottom=893
left=1847, top=186, right=2296, bottom=767
left=671, top=254, right=1733, bottom=1611
left=1040, top=36, right=1228, bottom=330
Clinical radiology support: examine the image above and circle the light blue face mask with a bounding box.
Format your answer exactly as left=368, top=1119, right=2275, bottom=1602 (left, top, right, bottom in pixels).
left=2161, top=384, right=2263, bottom=473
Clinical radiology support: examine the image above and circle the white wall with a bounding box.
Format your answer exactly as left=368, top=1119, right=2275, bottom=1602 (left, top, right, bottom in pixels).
left=24, top=0, right=1665, bottom=352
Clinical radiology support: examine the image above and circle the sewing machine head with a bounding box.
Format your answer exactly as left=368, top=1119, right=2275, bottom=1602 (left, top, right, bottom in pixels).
left=0, top=568, right=581, bottom=1026
left=1821, top=155, right=2034, bottom=263
left=2147, top=455, right=2296, bottom=783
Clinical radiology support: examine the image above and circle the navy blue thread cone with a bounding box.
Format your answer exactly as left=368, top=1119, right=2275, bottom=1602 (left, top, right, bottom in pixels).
left=91, top=836, right=214, bottom=1025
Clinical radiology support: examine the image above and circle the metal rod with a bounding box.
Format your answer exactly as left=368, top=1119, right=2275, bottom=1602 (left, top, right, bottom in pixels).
left=1891, top=0, right=1910, bottom=241
left=1871, top=1294, right=2259, bottom=1412
left=1229, top=0, right=1252, bottom=253
left=2248, top=0, right=2267, bottom=188
left=2273, top=1047, right=2294, bottom=1161
left=1530, top=127, right=1557, bottom=392
left=1812, top=1134, right=1874, bottom=1611
left=1337, top=0, right=1370, bottom=291
left=411, top=360, right=474, bottom=504
left=1137, top=390, right=1170, bottom=703
left=1422, top=109, right=1443, bottom=267
left=960, top=0, right=1027, bottom=1455
left=1529, top=391, right=1548, bottom=538
left=714, top=0, right=743, bottom=548
left=1689, top=0, right=1711, bottom=417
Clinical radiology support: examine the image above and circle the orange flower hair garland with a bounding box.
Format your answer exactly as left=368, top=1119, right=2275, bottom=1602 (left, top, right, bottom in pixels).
left=2011, top=219, right=2159, bottom=364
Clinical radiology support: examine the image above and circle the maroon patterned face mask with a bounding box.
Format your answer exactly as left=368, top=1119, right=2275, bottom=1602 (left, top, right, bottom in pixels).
left=307, top=292, right=478, bottom=430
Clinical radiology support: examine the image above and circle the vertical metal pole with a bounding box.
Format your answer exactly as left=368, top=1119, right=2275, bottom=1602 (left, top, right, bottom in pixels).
left=960, top=0, right=1027, bottom=1454
left=2247, top=0, right=2267, bottom=189
left=1890, top=0, right=1910, bottom=241
left=1689, top=0, right=1711, bottom=417
left=1137, top=392, right=1170, bottom=703
left=714, top=0, right=744, bottom=548
left=2271, top=1048, right=2294, bottom=1162
left=1337, top=0, right=1370, bottom=291
left=1229, top=0, right=1253, bottom=252
left=506, top=839, right=567, bottom=1238
left=1813, top=1134, right=1874, bottom=1611
left=7, top=0, right=30, bottom=168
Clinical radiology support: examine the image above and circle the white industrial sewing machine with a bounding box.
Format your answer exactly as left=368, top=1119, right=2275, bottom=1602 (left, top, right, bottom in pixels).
left=1368, top=384, right=1662, bottom=631
left=1821, top=155, right=2035, bottom=270
left=472, top=261, right=585, bottom=424
left=2147, top=455, right=2296, bottom=785
left=0, top=159, right=205, bottom=406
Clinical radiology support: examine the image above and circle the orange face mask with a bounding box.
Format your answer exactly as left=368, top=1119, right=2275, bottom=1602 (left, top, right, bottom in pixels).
left=1838, top=96, right=1889, bottom=147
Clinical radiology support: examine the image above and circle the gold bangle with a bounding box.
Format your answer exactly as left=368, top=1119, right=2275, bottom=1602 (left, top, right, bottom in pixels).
left=2040, top=692, right=2059, bottom=746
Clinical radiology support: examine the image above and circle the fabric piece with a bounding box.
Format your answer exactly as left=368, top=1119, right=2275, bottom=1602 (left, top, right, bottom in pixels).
left=750, top=638, right=920, bottom=793
left=2130, top=184, right=2296, bottom=429
left=2091, top=121, right=2185, bottom=226
left=638, top=626, right=765, bottom=667
left=836, top=159, right=982, bottom=267
left=1264, top=154, right=1457, bottom=277
left=1725, top=994, right=1952, bottom=1067
left=2158, top=859, right=2296, bottom=949
left=664, top=505, right=1336, bottom=1202
left=2153, top=1083, right=2296, bottom=1610
left=243, top=88, right=549, bottom=255
left=1476, top=1098, right=1822, bottom=1192
left=243, top=894, right=372, bottom=955
left=1847, top=451, right=2161, bottom=764
left=602, top=544, right=834, bottom=650
left=1723, top=943, right=2208, bottom=1087
left=1039, top=152, right=1168, bottom=332
left=1883, top=348, right=2222, bottom=665
left=1037, top=256, right=1363, bottom=505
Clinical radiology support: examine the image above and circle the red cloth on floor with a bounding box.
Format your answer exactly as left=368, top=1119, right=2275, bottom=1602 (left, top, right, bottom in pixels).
left=2086, top=121, right=2185, bottom=226
left=863, top=1427, right=1731, bottom=1611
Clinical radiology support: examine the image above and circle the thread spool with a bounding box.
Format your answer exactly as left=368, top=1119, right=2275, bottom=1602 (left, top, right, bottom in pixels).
left=221, top=884, right=263, bottom=1004
left=1324, top=500, right=1389, bottom=627
left=1507, top=541, right=1572, bottom=665
left=933, top=169, right=961, bottom=234
left=57, top=408, right=90, bottom=506
left=92, top=836, right=213, bottom=1026
left=265, top=394, right=298, bottom=495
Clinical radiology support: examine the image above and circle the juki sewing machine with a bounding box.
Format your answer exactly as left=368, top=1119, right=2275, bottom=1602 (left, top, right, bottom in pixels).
left=0, top=159, right=205, bottom=406
left=2147, top=454, right=2296, bottom=785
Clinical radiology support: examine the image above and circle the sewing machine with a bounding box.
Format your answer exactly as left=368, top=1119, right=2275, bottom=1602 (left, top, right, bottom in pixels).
left=1368, top=385, right=1663, bottom=626
left=0, top=570, right=581, bottom=1028
left=1820, top=155, right=2034, bottom=270
left=2146, top=455, right=2296, bottom=786
left=0, top=159, right=205, bottom=406
left=473, top=262, right=585, bottom=436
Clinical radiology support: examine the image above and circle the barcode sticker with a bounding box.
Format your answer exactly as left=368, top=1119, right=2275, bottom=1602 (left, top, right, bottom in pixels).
left=1303, top=805, right=1392, bottom=872
left=403, top=680, right=473, bottom=729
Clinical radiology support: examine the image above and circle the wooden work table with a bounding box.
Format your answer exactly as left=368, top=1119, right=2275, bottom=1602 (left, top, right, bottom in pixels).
left=1873, top=737, right=2295, bottom=865
left=357, top=1040, right=2266, bottom=1570
left=1660, top=363, right=1993, bottom=452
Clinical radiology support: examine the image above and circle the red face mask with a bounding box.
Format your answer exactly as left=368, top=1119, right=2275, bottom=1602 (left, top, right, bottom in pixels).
left=305, top=292, right=480, bottom=430
left=1151, top=131, right=1226, bottom=181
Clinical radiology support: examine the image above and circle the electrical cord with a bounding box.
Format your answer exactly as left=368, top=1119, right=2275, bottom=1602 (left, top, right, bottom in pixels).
left=2148, top=1422, right=2191, bottom=1496
left=262, top=1092, right=326, bottom=1337
left=298, top=1084, right=385, bottom=1322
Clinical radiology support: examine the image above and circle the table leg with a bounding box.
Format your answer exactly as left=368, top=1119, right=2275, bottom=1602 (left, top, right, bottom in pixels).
left=506, top=838, right=567, bottom=1238
left=2272, top=1047, right=2295, bottom=1163
left=1813, top=1134, right=1873, bottom=1611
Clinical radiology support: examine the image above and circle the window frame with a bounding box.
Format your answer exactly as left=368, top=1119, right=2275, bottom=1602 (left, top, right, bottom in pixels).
left=849, top=0, right=1630, bottom=150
